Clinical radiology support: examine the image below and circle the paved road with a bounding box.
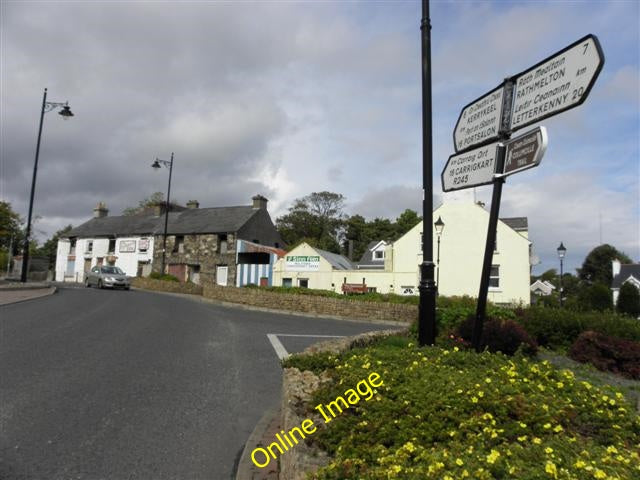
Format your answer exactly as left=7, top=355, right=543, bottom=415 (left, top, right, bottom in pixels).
left=0, top=287, right=393, bottom=480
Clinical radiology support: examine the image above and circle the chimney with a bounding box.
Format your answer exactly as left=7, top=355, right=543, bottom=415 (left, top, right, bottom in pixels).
left=93, top=202, right=108, bottom=218
left=612, top=259, right=621, bottom=279
left=252, top=194, right=268, bottom=210
left=186, top=200, right=199, bottom=209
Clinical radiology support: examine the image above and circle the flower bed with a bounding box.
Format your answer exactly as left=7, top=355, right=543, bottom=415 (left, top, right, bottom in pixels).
left=284, top=339, right=640, bottom=479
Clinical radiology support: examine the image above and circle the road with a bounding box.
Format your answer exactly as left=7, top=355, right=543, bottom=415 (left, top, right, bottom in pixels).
left=0, top=287, right=394, bottom=480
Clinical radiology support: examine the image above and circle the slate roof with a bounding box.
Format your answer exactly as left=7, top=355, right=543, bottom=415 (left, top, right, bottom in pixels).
left=315, top=247, right=354, bottom=270
left=64, top=206, right=259, bottom=238
left=357, top=240, right=386, bottom=269
left=612, top=264, right=640, bottom=289
left=500, top=217, right=528, bottom=231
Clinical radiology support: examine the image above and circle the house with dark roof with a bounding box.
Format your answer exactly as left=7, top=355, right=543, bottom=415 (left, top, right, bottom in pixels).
left=356, top=241, right=389, bottom=269
left=55, top=195, right=283, bottom=285
left=611, top=259, right=640, bottom=306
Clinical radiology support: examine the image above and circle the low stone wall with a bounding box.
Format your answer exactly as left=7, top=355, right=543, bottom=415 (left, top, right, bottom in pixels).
left=280, top=329, right=408, bottom=480
left=131, top=277, right=204, bottom=296
left=202, top=283, right=416, bottom=324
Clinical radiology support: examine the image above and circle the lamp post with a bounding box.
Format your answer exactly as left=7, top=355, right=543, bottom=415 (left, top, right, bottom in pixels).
left=434, top=216, right=445, bottom=288
left=557, top=242, right=566, bottom=307
left=21, top=88, right=74, bottom=282
left=151, top=153, right=174, bottom=276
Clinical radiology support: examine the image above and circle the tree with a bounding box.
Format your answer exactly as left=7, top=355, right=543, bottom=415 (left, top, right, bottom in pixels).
left=578, top=283, right=613, bottom=312
left=35, top=225, right=73, bottom=270
left=617, top=282, right=640, bottom=318
left=122, top=192, right=166, bottom=216
left=0, top=201, right=23, bottom=251
left=394, top=209, right=421, bottom=238
left=578, top=244, right=632, bottom=286
left=276, top=192, right=346, bottom=253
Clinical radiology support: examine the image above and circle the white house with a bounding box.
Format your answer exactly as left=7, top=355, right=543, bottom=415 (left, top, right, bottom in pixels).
left=273, top=201, right=533, bottom=305
left=530, top=279, right=556, bottom=297
left=611, top=259, right=640, bottom=306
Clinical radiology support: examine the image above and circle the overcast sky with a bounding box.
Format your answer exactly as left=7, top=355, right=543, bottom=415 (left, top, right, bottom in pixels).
left=1, top=0, right=638, bottom=274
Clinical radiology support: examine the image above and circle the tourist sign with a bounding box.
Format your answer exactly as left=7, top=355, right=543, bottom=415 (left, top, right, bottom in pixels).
left=453, top=85, right=504, bottom=153
left=501, top=127, right=548, bottom=177
left=441, top=141, right=500, bottom=192
left=510, top=34, right=604, bottom=131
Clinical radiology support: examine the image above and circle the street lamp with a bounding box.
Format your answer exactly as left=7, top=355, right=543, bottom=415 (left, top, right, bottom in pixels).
left=21, top=88, right=74, bottom=282
left=434, top=216, right=445, bottom=288
left=557, top=242, right=567, bottom=307
left=151, top=153, right=174, bottom=275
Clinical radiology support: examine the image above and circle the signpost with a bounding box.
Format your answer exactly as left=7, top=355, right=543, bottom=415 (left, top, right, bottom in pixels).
left=510, top=35, right=604, bottom=131
left=453, top=86, right=504, bottom=153
left=441, top=142, right=500, bottom=192
left=501, top=127, right=547, bottom=177
left=443, top=33, right=604, bottom=351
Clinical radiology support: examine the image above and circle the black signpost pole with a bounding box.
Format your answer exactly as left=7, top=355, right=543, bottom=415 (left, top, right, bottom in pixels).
left=472, top=146, right=505, bottom=351
left=418, top=0, right=437, bottom=346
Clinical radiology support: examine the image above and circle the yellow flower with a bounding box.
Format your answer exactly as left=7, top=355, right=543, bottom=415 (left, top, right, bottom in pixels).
left=545, top=461, right=558, bottom=478
left=471, top=396, right=478, bottom=403
left=593, top=469, right=607, bottom=479
left=362, top=362, right=370, bottom=369
left=456, top=458, right=464, bottom=466
left=606, top=445, right=618, bottom=454
left=575, top=460, right=586, bottom=469
left=543, top=423, right=552, bottom=429
left=478, top=391, right=485, bottom=398
left=553, top=425, right=564, bottom=433
left=486, top=449, right=500, bottom=464
left=517, top=435, right=527, bottom=442
left=533, top=437, right=542, bottom=445
left=545, top=447, right=554, bottom=454
left=556, top=382, right=564, bottom=388
left=403, top=442, right=415, bottom=453
left=485, top=377, right=492, bottom=383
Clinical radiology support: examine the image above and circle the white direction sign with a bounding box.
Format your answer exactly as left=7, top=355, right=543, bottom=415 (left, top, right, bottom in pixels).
left=511, top=34, right=604, bottom=130
left=501, top=127, right=548, bottom=177
left=441, top=142, right=500, bottom=192
left=453, top=86, right=504, bottom=153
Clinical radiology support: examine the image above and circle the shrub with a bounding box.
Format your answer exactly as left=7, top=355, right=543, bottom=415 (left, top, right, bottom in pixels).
left=515, top=306, right=640, bottom=349
left=578, top=283, right=613, bottom=311
left=456, top=315, right=538, bottom=356
left=617, top=282, right=640, bottom=318
left=568, top=331, right=640, bottom=379
left=148, top=272, right=179, bottom=282
left=285, top=345, right=640, bottom=480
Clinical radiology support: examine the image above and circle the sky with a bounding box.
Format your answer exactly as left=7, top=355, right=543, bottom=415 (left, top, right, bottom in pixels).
left=1, top=0, right=638, bottom=275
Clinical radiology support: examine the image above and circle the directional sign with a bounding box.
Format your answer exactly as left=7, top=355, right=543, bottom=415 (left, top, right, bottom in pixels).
left=501, top=127, right=548, bottom=177
left=510, top=34, right=604, bottom=131
left=453, top=85, right=504, bottom=153
left=441, top=141, right=500, bottom=192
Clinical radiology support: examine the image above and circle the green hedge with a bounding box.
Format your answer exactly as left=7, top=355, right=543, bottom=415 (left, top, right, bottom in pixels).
left=285, top=342, right=640, bottom=480
left=514, top=307, right=640, bottom=349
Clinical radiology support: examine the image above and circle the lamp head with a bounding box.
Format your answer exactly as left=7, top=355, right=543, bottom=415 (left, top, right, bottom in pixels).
left=58, top=105, right=74, bottom=120
left=557, top=242, right=567, bottom=259
left=434, top=216, right=445, bottom=236
left=151, top=159, right=161, bottom=170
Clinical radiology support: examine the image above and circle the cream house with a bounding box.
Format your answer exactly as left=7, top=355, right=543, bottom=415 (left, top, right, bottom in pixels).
left=273, top=202, right=532, bottom=305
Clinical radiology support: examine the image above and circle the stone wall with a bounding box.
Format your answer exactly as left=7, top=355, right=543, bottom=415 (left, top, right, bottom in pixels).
left=280, top=329, right=407, bottom=480
left=153, top=233, right=237, bottom=284
left=131, top=277, right=204, bottom=295
left=202, top=283, right=416, bottom=324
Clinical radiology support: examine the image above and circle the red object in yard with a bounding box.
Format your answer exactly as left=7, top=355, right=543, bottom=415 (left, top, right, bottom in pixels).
left=342, top=283, right=368, bottom=294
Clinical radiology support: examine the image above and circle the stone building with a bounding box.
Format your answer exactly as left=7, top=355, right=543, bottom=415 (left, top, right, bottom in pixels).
left=56, top=195, right=283, bottom=285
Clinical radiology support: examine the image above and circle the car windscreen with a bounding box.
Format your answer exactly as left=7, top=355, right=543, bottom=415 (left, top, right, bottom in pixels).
left=101, top=267, right=124, bottom=275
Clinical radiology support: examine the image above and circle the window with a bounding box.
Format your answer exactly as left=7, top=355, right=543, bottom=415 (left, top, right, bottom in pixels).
left=298, top=278, right=309, bottom=288
left=282, top=278, right=292, bottom=288
left=139, top=238, right=149, bottom=253
left=494, top=240, right=498, bottom=252
left=173, top=235, right=184, bottom=253
left=489, top=265, right=500, bottom=288
left=108, top=238, right=116, bottom=254
left=86, top=241, right=93, bottom=254
left=374, top=250, right=384, bottom=260
left=69, top=239, right=76, bottom=255
left=219, top=234, right=228, bottom=254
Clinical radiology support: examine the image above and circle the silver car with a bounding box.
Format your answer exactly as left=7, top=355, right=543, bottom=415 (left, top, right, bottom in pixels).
left=85, top=266, right=131, bottom=290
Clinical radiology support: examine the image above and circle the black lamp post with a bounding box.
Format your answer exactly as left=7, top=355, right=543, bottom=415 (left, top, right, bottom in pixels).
left=434, top=216, right=445, bottom=287
left=557, top=242, right=566, bottom=307
left=21, top=88, right=74, bottom=283
left=151, top=153, right=174, bottom=275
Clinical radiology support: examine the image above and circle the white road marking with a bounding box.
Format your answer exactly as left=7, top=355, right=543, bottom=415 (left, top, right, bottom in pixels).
left=266, top=333, right=346, bottom=360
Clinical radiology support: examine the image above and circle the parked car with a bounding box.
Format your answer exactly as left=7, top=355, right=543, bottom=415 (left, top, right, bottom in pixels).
left=85, top=266, right=130, bottom=290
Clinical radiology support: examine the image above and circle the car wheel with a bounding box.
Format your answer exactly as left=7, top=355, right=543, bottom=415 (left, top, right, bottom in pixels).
left=85, top=278, right=90, bottom=288
left=98, top=280, right=103, bottom=289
